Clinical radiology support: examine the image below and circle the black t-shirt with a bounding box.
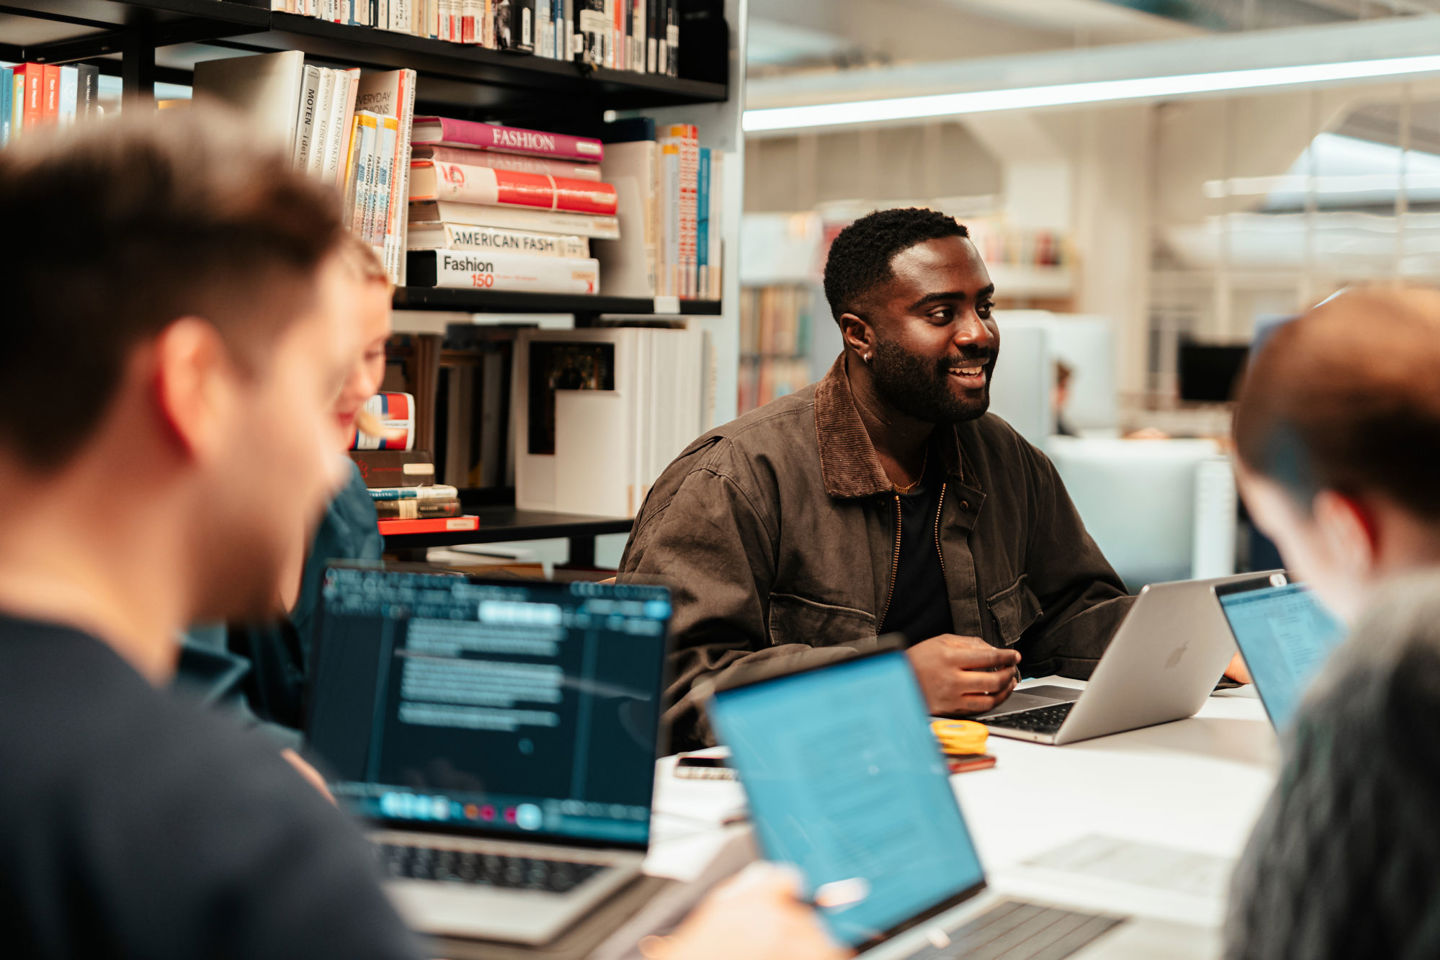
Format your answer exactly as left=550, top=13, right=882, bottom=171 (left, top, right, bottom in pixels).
left=0, top=613, right=421, bottom=960
left=879, top=463, right=954, bottom=646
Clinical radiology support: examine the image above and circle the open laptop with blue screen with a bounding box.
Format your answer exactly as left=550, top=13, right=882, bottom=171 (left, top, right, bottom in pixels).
left=707, top=649, right=1193, bottom=960
left=1214, top=573, right=1346, bottom=731
left=305, top=566, right=671, bottom=945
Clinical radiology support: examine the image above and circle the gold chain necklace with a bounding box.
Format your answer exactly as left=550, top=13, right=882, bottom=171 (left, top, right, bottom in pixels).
left=893, top=448, right=929, bottom=495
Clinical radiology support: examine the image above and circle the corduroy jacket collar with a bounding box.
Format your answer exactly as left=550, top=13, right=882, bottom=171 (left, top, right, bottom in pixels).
left=813, top=354, right=970, bottom=500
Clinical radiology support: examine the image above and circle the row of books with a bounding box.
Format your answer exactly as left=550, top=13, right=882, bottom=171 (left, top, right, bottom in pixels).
left=1, top=63, right=101, bottom=144
left=350, top=450, right=481, bottom=534
left=738, top=357, right=810, bottom=416
left=266, top=0, right=687, bottom=77
left=739, top=284, right=812, bottom=358
left=193, top=51, right=418, bottom=284
left=405, top=114, right=724, bottom=299
left=966, top=220, right=1071, bottom=269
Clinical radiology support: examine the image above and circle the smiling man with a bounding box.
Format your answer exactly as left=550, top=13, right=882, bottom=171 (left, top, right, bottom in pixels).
left=621, top=207, right=1132, bottom=748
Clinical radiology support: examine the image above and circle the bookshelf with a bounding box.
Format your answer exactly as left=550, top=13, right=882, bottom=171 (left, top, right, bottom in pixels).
left=1, top=0, right=747, bottom=561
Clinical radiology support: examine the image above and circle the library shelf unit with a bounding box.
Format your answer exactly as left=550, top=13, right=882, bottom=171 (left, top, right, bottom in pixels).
left=2, top=0, right=749, bottom=557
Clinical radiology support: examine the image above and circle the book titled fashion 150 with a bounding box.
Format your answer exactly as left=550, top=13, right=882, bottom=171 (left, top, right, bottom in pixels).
left=410, top=249, right=601, bottom=294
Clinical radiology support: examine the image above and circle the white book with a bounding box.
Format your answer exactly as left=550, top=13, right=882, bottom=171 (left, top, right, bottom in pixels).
left=371, top=116, right=399, bottom=246
left=306, top=67, right=335, bottom=179
left=409, top=199, right=621, bottom=239
left=346, top=113, right=377, bottom=231
left=192, top=51, right=306, bottom=153
left=411, top=249, right=600, bottom=294
left=594, top=140, right=657, bottom=296
left=406, top=222, right=589, bottom=258
left=322, top=68, right=356, bottom=187
left=293, top=65, right=322, bottom=171
left=355, top=68, right=417, bottom=282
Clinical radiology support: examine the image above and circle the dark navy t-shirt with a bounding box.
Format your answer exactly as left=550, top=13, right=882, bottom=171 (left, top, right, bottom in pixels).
left=879, top=463, right=954, bottom=646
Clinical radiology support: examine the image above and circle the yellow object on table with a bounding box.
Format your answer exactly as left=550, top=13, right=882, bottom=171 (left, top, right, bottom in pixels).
left=931, top=718, right=989, bottom=756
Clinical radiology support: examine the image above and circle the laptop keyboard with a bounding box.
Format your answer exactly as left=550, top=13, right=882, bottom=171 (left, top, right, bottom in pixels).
left=906, top=899, right=1123, bottom=960
left=981, top=702, right=1074, bottom=736
left=375, top=843, right=608, bottom=894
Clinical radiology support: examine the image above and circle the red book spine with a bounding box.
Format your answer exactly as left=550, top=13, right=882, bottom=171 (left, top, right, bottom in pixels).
left=21, top=65, right=44, bottom=130
left=41, top=65, right=60, bottom=124
left=420, top=161, right=619, bottom=214
left=377, top=515, right=481, bottom=535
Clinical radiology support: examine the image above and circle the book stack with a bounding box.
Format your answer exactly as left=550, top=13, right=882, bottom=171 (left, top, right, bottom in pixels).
left=350, top=450, right=481, bottom=535
left=2, top=63, right=102, bottom=144
left=192, top=52, right=417, bottom=283
left=513, top=326, right=710, bottom=518
left=405, top=116, right=612, bottom=295
left=369, top=482, right=463, bottom=519
left=593, top=118, right=722, bottom=300
left=265, top=1, right=694, bottom=77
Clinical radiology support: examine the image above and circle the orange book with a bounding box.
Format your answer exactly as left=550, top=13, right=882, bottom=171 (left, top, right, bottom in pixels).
left=377, top=515, right=480, bottom=536
left=16, top=64, right=43, bottom=130
left=41, top=64, right=60, bottom=123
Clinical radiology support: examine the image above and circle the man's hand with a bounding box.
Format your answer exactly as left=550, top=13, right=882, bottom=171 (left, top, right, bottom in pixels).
left=906, top=634, right=1021, bottom=716
left=1223, top=652, right=1252, bottom=685
left=654, top=863, right=851, bottom=960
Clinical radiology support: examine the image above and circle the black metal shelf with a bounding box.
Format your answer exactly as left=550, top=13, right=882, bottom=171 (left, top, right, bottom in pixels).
left=381, top=506, right=633, bottom=550
left=1, top=1, right=728, bottom=112
left=393, top=287, right=723, bottom=316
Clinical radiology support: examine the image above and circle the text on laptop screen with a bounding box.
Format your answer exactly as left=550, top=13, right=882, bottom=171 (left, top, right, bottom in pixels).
left=1218, top=581, right=1344, bottom=730
left=708, top=652, right=985, bottom=948
left=308, top=568, right=670, bottom=846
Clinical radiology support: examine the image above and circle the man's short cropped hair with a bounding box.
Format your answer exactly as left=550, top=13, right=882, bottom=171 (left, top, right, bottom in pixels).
left=822, top=207, right=969, bottom=323
left=1233, top=287, right=1440, bottom=520
left=0, top=107, right=348, bottom=469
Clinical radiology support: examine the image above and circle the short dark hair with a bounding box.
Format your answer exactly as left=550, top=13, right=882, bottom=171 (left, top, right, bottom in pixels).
left=0, top=108, right=347, bottom=469
left=1233, top=287, right=1440, bottom=520
left=822, top=207, right=969, bottom=323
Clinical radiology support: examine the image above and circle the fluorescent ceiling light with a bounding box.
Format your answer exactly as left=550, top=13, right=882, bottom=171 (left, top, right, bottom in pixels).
left=743, top=53, right=1440, bottom=133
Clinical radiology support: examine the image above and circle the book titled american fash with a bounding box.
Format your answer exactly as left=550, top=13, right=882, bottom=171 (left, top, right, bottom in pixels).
left=406, top=222, right=589, bottom=258
left=408, top=248, right=600, bottom=293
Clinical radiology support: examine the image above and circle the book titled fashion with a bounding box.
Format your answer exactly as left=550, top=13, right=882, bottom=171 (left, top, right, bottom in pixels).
left=409, top=160, right=618, bottom=215
left=407, top=249, right=600, bottom=294
left=406, top=221, right=590, bottom=258
left=410, top=116, right=603, bottom=162
left=409, top=199, right=621, bottom=239
left=377, top=515, right=481, bottom=535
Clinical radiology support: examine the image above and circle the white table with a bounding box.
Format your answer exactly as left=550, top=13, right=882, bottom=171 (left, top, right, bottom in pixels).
left=645, top=679, right=1282, bottom=954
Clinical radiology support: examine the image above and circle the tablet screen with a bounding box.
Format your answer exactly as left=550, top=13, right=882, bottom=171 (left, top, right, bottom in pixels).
left=708, top=652, right=984, bottom=947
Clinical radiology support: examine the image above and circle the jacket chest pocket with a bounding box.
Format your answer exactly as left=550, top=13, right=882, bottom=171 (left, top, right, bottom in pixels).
left=768, top=593, right=876, bottom=648
left=986, top=575, right=1042, bottom=647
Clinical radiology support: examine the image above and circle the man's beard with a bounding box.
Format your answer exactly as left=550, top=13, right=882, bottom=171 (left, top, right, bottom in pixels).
left=870, top=338, right=995, bottom=424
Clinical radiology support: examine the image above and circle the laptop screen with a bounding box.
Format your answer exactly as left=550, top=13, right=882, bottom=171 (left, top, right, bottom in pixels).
left=307, top=567, right=670, bottom=848
left=1216, top=577, right=1345, bottom=730
left=708, top=651, right=985, bottom=948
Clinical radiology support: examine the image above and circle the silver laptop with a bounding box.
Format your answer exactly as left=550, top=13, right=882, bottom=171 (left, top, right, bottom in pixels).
left=306, top=567, right=671, bottom=945
left=974, top=573, right=1272, bottom=745
left=1214, top=572, right=1345, bottom=731
left=707, top=650, right=1207, bottom=959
